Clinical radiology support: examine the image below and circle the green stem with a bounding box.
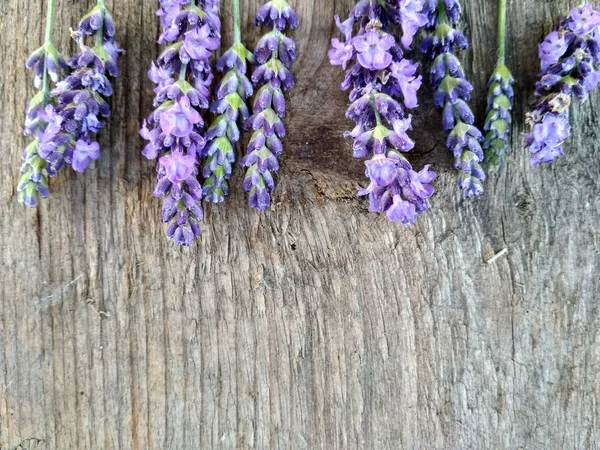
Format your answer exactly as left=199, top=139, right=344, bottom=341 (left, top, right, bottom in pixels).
left=96, top=0, right=105, bottom=48
left=497, top=0, right=507, bottom=64
left=179, top=63, right=188, bottom=81
left=579, top=0, right=586, bottom=8
left=233, top=0, right=241, bottom=44
left=371, top=97, right=382, bottom=125
left=42, top=0, right=56, bottom=98
left=437, top=0, right=447, bottom=25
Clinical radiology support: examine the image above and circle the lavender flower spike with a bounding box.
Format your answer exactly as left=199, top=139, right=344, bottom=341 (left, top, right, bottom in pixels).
left=18, top=0, right=68, bottom=207
left=47, top=0, right=121, bottom=175
left=203, top=0, right=254, bottom=203
left=329, top=1, right=436, bottom=224
left=421, top=0, right=485, bottom=198
left=525, top=2, right=600, bottom=166
left=241, top=0, right=298, bottom=211
left=140, top=0, right=221, bottom=246
left=483, top=0, right=515, bottom=171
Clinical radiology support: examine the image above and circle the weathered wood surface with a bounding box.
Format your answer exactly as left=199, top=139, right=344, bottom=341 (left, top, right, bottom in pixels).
left=1, top=0, right=599, bottom=448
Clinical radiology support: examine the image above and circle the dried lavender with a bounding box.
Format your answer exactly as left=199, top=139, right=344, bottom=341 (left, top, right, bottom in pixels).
left=18, top=0, right=67, bottom=207
left=241, top=0, right=298, bottom=211
left=421, top=0, right=485, bottom=198
left=140, top=0, right=221, bottom=246
left=47, top=0, right=121, bottom=174
left=203, top=0, right=254, bottom=203
left=483, top=0, right=514, bottom=171
left=525, top=2, right=600, bottom=166
left=329, top=1, right=436, bottom=224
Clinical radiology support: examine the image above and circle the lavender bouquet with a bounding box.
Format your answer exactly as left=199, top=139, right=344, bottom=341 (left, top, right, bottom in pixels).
left=525, top=2, right=600, bottom=166
left=241, top=0, right=299, bottom=211
left=421, top=0, right=484, bottom=198
left=329, top=1, right=436, bottom=224
left=19, top=0, right=120, bottom=206
left=483, top=0, right=514, bottom=171
left=203, top=0, right=254, bottom=203
left=140, top=0, right=221, bottom=246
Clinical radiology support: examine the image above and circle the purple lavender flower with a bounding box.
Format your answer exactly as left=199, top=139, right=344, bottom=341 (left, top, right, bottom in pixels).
left=43, top=2, right=121, bottom=176
left=353, top=30, right=395, bottom=70
left=203, top=43, right=254, bottom=203
left=18, top=0, right=68, bottom=207
left=421, top=0, right=485, bottom=198
left=483, top=0, right=514, bottom=172
left=241, top=0, right=298, bottom=211
left=483, top=65, right=514, bottom=171
left=141, top=0, right=221, bottom=246
left=526, top=3, right=600, bottom=166
left=329, top=1, right=436, bottom=224
left=255, top=0, right=299, bottom=30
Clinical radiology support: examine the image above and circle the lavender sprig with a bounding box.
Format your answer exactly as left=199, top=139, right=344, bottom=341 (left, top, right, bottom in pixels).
left=241, top=0, right=298, bottom=211
left=48, top=0, right=121, bottom=174
left=525, top=2, right=600, bottom=166
left=483, top=0, right=514, bottom=171
left=203, top=0, right=254, bottom=203
left=140, top=0, right=221, bottom=246
left=421, top=0, right=485, bottom=198
left=18, top=0, right=67, bottom=207
left=329, top=1, right=436, bottom=224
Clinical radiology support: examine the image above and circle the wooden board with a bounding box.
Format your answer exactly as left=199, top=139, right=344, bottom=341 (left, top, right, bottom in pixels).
left=1, top=0, right=599, bottom=448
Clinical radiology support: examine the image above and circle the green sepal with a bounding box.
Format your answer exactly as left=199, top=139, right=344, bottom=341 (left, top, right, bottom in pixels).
left=372, top=124, right=391, bottom=143
left=451, top=121, right=471, bottom=140
left=266, top=58, right=285, bottom=74
left=491, top=64, right=514, bottom=87
left=490, top=119, right=510, bottom=137
left=225, top=92, right=244, bottom=111
left=28, top=91, right=46, bottom=110
left=271, top=0, right=291, bottom=13
left=232, top=42, right=254, bottom=64
left=208, top=114, right=228, bottom=132
left=492, top=93, right=512, bottom=111
left=435, top=24, right=453, bottom=43
left=214, top=136, right=234, bottom=155
left=262, top=108, right=280, bottom=126
left=440, top=75, right=459, bottom=94
left=175, top=79, right=194, bottom=94
left=188, top=5, right=207, bottom=20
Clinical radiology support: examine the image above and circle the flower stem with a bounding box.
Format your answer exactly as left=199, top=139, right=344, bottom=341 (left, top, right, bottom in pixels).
left=497, top=0, right=507, bottom=64
left=437, top=0, right=447, bottom=25
left=579, top=0, right=586, bottom=8
left=96, top=0, right=105, bottom=48
left=179, top=63, right=188, bottom=80
left=42, top=0, right=56, bottom=97
left=233, top=0, right=241, bottom=44
left=371, top=97, right=382, bottom=125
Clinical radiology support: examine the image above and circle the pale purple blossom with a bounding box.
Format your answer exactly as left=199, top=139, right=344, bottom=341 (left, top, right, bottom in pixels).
left=72, top=140, right=100, bottom=172
left=353, top=30, right=395, bottom=70
left=526, top=2, right=600, bottom=166
left=160, top=97, right=203, bottom=138
left=160, top=151, right=197, bottom=183
left=568, top=4, right=600, bottom=35
left=539, top=31, right=569, bottom=70
left=329, top=38, right=354, bottom=69
left=140, top=0, right=221, bottom=245
left=329, top=1, right=436, bottom=224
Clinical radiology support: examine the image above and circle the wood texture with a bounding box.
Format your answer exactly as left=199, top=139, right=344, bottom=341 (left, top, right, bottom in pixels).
left=1, top=0, right=599, bottom=449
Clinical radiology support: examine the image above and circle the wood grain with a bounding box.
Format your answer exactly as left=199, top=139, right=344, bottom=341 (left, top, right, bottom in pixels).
left=1, top=0, right=599, bottom=449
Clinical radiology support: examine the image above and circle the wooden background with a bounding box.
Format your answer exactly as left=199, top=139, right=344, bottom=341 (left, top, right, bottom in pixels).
left=1, top=0, right=599, bottom=449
